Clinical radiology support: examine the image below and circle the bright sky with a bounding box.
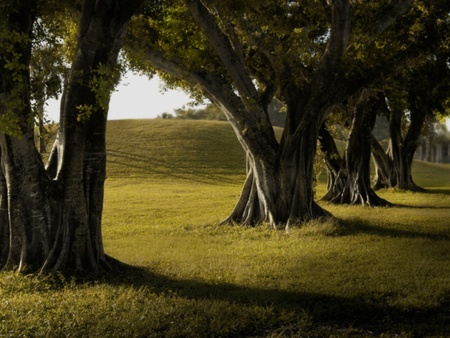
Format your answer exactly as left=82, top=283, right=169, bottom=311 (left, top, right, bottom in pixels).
left=45, top=72, right=195, bottom=122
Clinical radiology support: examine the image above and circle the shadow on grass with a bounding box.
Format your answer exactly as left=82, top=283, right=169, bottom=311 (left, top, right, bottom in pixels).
left=340, top=219, right=450, bottom=241
left=340, top=220, right=450, bottom=241
left=424, top=187, right=450, bottom=195
left=395, top=203, right=450, bottom=209
left=100, top=263, right=450, bottom=337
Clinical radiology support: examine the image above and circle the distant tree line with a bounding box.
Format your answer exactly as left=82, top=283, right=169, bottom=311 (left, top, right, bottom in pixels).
left=159, top=100, right=287, bottom=126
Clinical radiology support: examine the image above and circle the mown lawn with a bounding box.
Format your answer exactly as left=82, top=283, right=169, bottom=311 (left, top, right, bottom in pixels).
left=0, top=120, right=449, bottom=337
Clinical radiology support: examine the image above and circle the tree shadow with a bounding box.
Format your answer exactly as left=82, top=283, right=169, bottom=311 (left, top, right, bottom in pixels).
left=394, top=203, right=450, bottom=209
left=339, top=218, right=450, bottom=241
left=424, top=187, right=450, bottom=195
left=101, top=264, right=450, bottom=337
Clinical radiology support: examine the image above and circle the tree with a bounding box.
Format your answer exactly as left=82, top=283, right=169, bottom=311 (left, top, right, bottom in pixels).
left=319, top=0, right=450, bottom=198
left=320, top=90, right=391, bottom=206
left=0, top=0, right=144, bottom=274
left=126, top=0, right=413, bottom=228
left=174, top=104, right=226, bottom=120
left=371, top=3, right=450, bottom=191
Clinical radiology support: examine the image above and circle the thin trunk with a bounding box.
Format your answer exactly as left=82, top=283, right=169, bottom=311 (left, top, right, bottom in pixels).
left=0, top=167, right=8, bottom=267
left=370, top=134, right=395, bottom=189
left=36, top=100, right=46, bottom=154
left=396, top=96, right=426, bottom=191
left=318, top=123, right=344, bottom=201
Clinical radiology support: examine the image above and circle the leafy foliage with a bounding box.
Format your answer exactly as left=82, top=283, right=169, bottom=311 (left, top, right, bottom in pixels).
left=173, top=104, right=226, bottom=120
left=0, top=28, right=31, bottom=137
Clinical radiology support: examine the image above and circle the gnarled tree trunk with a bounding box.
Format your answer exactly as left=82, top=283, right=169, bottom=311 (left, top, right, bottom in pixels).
left=0, top=0, right=143, bottom=274
left=183, top=0, right=350, bottom=228
left=321, top=91, right=391, bottom=206
left=223, top=117, right=331, bottom=228
left=371, top=93, right=427, bottom=192
left=318, top=123, right=344, bottom=201
left=370, top=133, right=395, bottom=190
left=0, top=0, right=56, bottom=272
left=386, top=100, right=426, bottom=191
left=42, top=0, right=144, bottom=273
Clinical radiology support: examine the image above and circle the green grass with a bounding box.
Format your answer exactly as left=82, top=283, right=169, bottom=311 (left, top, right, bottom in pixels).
left=105, top=119, right=246, bottom=181
left=1, top=119, right=450, bottom=337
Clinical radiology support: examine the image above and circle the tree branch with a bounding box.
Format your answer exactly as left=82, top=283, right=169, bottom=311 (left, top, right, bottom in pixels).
left=183, top=0, right=278, bottom=155
left=294, top=0, right=351, bottom=136
left=320, top=0, right=351, bottom=75
left=372, top=0, right=414, bottom=37
left=183, top=0, right=260, bottom=108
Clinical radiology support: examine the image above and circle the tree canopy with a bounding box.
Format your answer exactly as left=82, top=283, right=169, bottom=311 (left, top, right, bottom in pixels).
left=124, top=0, right=446, bottom=227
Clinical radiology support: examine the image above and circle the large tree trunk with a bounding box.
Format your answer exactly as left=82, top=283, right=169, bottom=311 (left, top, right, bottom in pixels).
left=0, top=132, right=55, bottom=272
left=137, top=0, right=351, bottom=228
left=0, top=0, right=143, bottom=274
left=386, top=100, right=426, bottom=192
left=322, top=91, right=391, bottom=206
left=223, top=118, right=331, bottom=228
left=43, top=0, right=143, bottom=273
left=0, top=0, right=55, bottom=272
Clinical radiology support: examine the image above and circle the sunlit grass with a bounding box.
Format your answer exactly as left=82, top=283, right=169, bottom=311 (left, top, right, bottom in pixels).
left=1, top=119, right=450, bottom=337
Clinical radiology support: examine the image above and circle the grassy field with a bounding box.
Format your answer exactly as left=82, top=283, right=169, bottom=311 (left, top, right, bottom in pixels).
left=1, top=119, right=449, bottom=337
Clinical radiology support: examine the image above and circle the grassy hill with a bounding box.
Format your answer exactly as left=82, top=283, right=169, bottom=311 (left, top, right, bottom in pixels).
left=1, top=119, right=449, bottom=337
left=106, top=119, right=246, bottom=182
left=105, top=118, right=450, bottom=188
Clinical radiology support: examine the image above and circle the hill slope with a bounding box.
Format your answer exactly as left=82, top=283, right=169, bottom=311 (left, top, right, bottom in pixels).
left=106, top=119, right=246, bottom=181
left=106, top=119, right=450, bottom=188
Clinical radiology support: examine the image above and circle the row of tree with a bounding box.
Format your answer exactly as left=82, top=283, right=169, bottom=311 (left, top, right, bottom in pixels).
left=0, top=0, right=449, bottom=274
left=126, top=0, right=450, bottom=224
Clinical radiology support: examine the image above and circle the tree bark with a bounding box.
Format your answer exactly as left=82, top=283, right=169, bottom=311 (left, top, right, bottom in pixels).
left=0, top=0, right=55, bottom=272
left=0, top=0, right=143, bottom=274
left=222, top=117, right=331, bottom=228
left=43, top=0, right=143, bottom=273
left=322, top=91, right=391, bottom=206
left=183, top=0, right=350, bottom=227
left=386, top=99, right=426, bottom=192
left=0, top=168, right=8, bottom=267
left=371, top=94, right=427, bottom=192
left=318, top=124, right=344, bottom=201
left=371, top=134, right=395, bottom=190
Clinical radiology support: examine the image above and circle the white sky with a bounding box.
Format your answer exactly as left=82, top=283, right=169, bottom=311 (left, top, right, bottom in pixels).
left=45, top=72, right=195, bottom=122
